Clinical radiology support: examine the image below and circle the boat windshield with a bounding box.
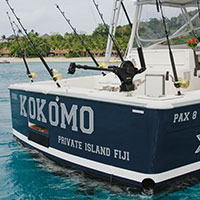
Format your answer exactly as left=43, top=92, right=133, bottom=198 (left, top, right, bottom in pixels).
left=134, top=3, right=200, bottom=48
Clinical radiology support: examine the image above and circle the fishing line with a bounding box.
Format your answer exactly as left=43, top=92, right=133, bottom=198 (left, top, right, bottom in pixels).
left=88, top=0, right=98, bottom=28
left=157, top=0, right=181, bottom=95
left=91, top=0, right=124, bottom=62
left=6, top=12, right=34, bottom=82
left=119, top=1, right=146, bottom=73
left=5, top=0, right=61, bottom=88
left=56, top=4, right=99, bottom=67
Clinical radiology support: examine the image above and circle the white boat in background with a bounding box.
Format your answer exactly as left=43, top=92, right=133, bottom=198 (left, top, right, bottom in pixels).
left=8, top=0, right=200, bottom=190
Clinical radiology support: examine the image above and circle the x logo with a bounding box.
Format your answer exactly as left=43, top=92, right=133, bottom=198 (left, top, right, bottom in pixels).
left=195, top=134, right=200, bottom=154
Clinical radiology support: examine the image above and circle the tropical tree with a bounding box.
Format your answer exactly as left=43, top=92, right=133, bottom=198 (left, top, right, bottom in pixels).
left=1, top=35, right=6, bottom=41
left=92, top=23, right=108, bottom=37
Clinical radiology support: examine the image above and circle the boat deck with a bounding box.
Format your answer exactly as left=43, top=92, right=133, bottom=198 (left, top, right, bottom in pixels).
left=9, top=73, right=200, bottom=110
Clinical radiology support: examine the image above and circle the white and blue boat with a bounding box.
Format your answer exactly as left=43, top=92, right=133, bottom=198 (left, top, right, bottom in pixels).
left=8, top=0, right=200, bottom=189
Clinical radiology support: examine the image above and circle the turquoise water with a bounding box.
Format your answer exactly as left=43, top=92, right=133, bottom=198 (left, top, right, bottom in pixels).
left=1, top=61, right=200, bottom=199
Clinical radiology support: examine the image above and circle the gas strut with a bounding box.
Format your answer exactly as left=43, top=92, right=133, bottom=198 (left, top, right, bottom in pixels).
left=6, top=0, right=61, bottom=88
left=6, top=12, right=34, bottom=82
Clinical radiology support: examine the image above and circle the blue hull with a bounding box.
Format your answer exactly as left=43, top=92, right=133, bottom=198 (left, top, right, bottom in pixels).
left=9, top=88, right=200, bottom=188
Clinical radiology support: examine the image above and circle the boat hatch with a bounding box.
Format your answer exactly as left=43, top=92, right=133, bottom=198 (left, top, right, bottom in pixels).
left=145, top=74, right=165, bottom=97
left=28, top=122, right=49, bottom=147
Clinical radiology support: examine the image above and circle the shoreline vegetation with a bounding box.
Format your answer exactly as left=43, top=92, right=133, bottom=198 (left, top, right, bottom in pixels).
left=1, top=10, right=200, bottom=61
left=0, top=56, right=106, bottom=63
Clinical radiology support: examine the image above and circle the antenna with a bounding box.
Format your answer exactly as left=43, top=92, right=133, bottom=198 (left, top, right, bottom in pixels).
left=91, top=0, right=124, bottom=62
left=5, top=0, right=61, bottom=88
left=55, top=4, right=99, bottom=67
left=157, top=0, right=181, bottom=95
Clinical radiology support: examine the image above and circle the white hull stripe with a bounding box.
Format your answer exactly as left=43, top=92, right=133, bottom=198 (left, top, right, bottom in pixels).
left=13, top=129, right=200, bottom=184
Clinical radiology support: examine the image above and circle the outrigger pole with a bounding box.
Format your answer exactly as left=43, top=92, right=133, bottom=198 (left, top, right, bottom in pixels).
left=55, top=4, right=99, bottom=67
left=5, top=0, right=61, bottom=88
left=157, top=0, right=181, bottom=95
left=6, top=12, right=34, bottom=82
left=92, top=0, right=124, bottom=62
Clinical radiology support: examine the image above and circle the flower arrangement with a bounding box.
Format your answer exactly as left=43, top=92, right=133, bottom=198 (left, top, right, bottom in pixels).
left=186, top=37, right=199, bottom=49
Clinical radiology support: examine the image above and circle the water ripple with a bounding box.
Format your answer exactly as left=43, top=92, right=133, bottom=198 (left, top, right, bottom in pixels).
left=0, top=97, right=9, bottom=102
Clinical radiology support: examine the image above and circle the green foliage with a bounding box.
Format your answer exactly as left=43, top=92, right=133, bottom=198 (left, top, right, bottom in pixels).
left=92, top=23, right=108, bottom=37
left=1, top=10, right=200, bottom=58
left=4, top=31, right=50, bottom=57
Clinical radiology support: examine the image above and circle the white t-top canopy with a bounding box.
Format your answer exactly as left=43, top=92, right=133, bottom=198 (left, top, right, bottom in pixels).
left=137, top=0, right=198, bottom=7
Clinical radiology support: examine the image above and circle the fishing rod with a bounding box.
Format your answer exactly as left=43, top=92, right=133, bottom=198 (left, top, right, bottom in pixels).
left=93, top=0, right=146, bottom=72
left=5, top=0, right=61, bottom=88
left=121, top=1, right=132, bottom=29
left=6, top=12, right=35, bottom=82
left=91, top=0, right=124, bottom=62
left=197, top=0, right=200, bottom=20
left=119, top=1, right=146, bottom=71
left=55, top=4, right=99, bottom=67
left=56, top=3, right=145, bottom=92
left=192, top=0, right=200, bottom=76
left=157, top=0, right=181, bottom=96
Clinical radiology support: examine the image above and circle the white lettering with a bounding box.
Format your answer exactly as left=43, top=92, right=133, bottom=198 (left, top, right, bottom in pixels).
left=49, top=101, right=59, bottom=126
left=19, top=95, right=94, bottom=134
left=192, top=111, right=198, bottom=120
left=80, top=106, right=94, bottom=134
left=20, top=95, right=27, bottom=117
left=60, top=103, right=78, bottom=132
left=85, top=142, right=110, bottom=157
left=173, top=113, right=179, bottom=123
left=58, top=136, right=82, bottom=150
left=36, top=98, right=47, bottom=123
left=28, top=97, right=36, bottom=119
left=173, top=112, right=194, bottom=123
left=178, top=113, right=184, bottom=122
left=114, top=149, right=130, bottom=161
left=195, top=134, right=200, bottom=154
left=183, top=112, right=190, bottom=121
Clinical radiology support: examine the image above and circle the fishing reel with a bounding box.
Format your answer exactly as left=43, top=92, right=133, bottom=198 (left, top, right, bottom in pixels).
left=178, top=78, right=190, bottom=89
left=166, top=72, right=190, bottom=89
left=28, top=72, right=38, bottom=79
left=51, top=69, right=63, bottom=81
left=111, top=61, right=140, bottom=92
left=68, top=63, right=76, bottom=74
